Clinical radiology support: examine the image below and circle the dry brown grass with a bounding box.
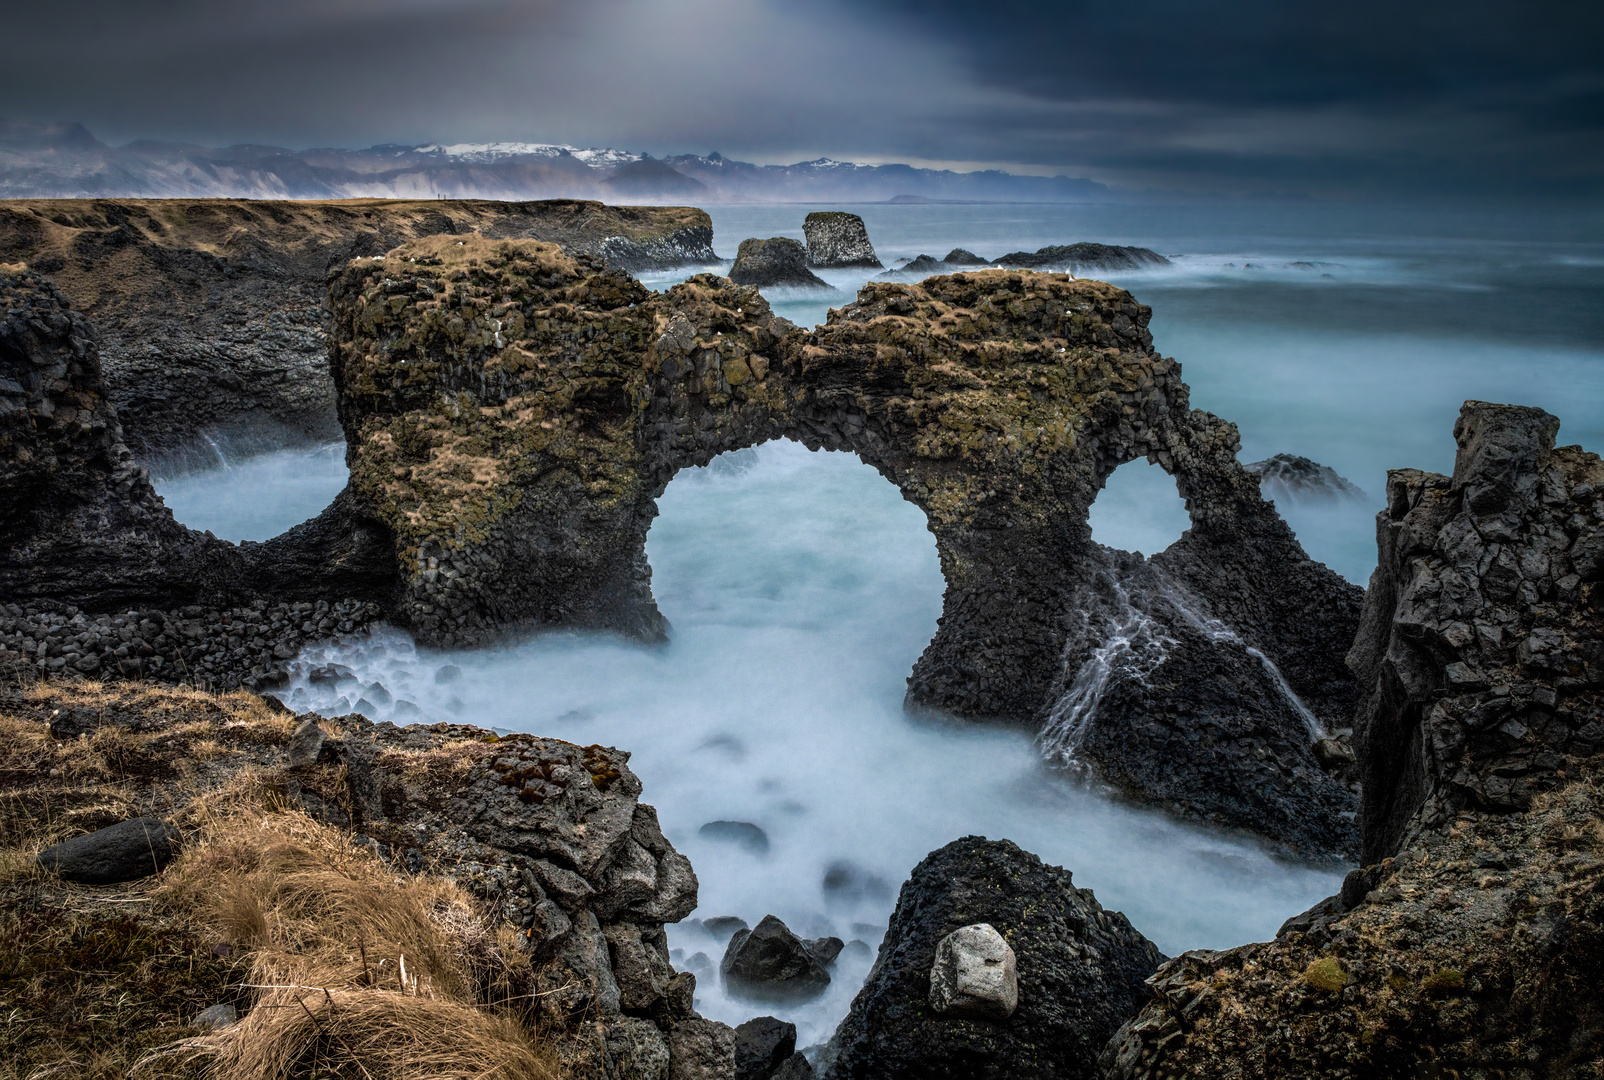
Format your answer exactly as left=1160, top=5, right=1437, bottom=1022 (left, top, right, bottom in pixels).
left=145, top=800, right=555, bottom=1080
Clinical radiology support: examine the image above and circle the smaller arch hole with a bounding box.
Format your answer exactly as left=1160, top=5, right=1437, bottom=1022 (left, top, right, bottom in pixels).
left=1086, top=460, right=1190, bottom=556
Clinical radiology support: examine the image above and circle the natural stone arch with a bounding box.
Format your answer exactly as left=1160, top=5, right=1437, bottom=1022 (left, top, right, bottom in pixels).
left=317, top=235, right=1357, bottom=734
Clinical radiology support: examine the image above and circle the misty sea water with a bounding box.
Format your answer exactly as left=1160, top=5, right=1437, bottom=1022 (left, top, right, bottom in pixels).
left=154, top=202, right=1604, bottom=1043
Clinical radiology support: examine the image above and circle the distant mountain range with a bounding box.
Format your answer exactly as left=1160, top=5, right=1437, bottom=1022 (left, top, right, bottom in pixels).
left=0, top=120, right=1115, bottom=204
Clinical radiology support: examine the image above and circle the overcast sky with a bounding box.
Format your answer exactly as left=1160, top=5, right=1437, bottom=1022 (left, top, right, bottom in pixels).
left=3, top=0, right=1600, bottom=198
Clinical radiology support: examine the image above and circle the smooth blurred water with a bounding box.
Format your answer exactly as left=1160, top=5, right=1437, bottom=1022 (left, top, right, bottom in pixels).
left=153, top=442, right=347, bottom=542
left=270, top=441, right=1341, bottom=1045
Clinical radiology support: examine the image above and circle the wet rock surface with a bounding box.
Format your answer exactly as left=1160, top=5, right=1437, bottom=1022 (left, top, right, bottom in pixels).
left=803, top=212, right=881, bottom=269
left=0, top=598, right=380, bottom=691
left=825, top=837, right=1162, bottom=1080
left=721, top=914, right=833, bottom=1002
left=729, top=237, right=830, bottom=288
left=1245, top=452, right=1366, bottom=502
left=1098, top=402, right=1604, bottom=1078
left=0, top=199, right=717, bottom=461
left=1038, top=550, right=1360, bottom=861
left=734, top=1016, right=797, bottom=1080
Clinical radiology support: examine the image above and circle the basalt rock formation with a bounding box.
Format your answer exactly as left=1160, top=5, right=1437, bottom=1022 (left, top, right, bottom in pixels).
left=729, top=237, right=830, bottom=289
left=1098, top=403, right=1604, bottom=1077
left=0, top=268, right=235, bottom=604
left=823, top=837, right=1162, bottom=1080
left=0, top=267, right=385, bottom=689
left=325, top=236, right=1356, bottom=733
left=0, top=198, right=716, bottom=462
left=311, top=236, right=1364, bottom=851
left=803, top=212, right=882, bottom=269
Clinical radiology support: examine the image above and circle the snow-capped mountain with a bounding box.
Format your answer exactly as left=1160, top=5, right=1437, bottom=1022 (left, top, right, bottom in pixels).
left=0, top=120, right=1114, bottom=204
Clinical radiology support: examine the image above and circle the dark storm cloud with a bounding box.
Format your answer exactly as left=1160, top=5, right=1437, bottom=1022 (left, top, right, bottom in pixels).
left=1, top=0, right=1598, bottom=197
left=851, top=0, right=1604, bottom=196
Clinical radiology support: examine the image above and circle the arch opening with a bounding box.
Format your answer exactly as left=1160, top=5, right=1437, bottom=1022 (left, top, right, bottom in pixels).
left=1086, top=458, right=1192, bottom=556
left=151, top=441, right=348, bottom=544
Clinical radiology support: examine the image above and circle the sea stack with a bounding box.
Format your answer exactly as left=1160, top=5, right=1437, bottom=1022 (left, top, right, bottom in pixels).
left=729, top=237, right=830, bottom=288
left=804, top=212, right=882, bottom=268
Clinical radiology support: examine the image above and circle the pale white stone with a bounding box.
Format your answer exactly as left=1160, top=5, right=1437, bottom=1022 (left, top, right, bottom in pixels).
left=928, top=922, right=1018, bottom=1020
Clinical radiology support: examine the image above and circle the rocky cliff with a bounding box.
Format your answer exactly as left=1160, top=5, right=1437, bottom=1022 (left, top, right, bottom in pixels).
left=1098, top=402, right=1604, bottom=1077
left=0, top=679, right=730, bottom=1080
left=0, top=199, right=716, bottom=462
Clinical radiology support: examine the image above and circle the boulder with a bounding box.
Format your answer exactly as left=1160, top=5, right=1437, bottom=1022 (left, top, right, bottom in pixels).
left=928, top=923, right=1018, bottom=1020
left=803, top=212, right=882, bottom=268
left=772, top=1055, right=813, bottom=1080
left=1245, top=453, right=1366, bottom=502
left=36, top=816, right=179, bottom=883
left=826, top=837, right=1162, bottom=1080
left=669, top=1017, right=737, bottom=1080
left=729, top=237, right=830, bottom=289
left=721, top=915, right=832, bottom=1002
left=191, top=1003, right=238, bottom=1030
left=804, top=936, right=843, bottom=965
left=734, top=1016, right=797, bottom=1080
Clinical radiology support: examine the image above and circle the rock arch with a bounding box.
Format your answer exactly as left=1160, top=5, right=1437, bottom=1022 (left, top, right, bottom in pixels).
left=319, top=236, right=1359, bottom=737
left=1, top=243, right=1364, bottom=855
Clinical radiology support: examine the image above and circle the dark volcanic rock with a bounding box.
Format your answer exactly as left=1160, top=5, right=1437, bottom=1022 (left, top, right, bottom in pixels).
left=36, top=815, right=178, bottom=883
left=1038, top=550, right=1360, bottom=861
left=826, top=837, right=1162, bottom=1080
left=877, top=254, right=945, bottom=280
left=994, top=243, right=1169, bottom=274
left=803, top=212, right=881, bottom=269
left=729, top=237, right=830, bottom=289
left=941, top=249, right=989, bottom=266
left=1350, top=401, right=1604, bottom=862
left=1097, top=401, right=1604, bottom=1079
left=721, top=915, right=831, bottom=1002
left=1246, top=453, right=1366, bottom=502
left=0, top=199, right=717, bottom=461
left=734, top=1016, right=797, bottom=1080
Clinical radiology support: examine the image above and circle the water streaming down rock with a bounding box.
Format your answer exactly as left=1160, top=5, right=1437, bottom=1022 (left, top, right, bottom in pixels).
left=1036, top=552, right=1357, bottom=861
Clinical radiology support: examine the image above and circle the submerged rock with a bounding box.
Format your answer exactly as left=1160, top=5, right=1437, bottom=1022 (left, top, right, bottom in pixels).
left=699, top=820, right=771, bottom=853
left=721, top=914, right=832, bottom=1002
left=1245, top=453, right=1366, bottom=502
left=826, top=837, right=1162, bottom=1080
left=803, top=212, right=882, bottom=268
left=993, top=243, right=1169, bottom=274
left=729, top=237, right=830, bottom=288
